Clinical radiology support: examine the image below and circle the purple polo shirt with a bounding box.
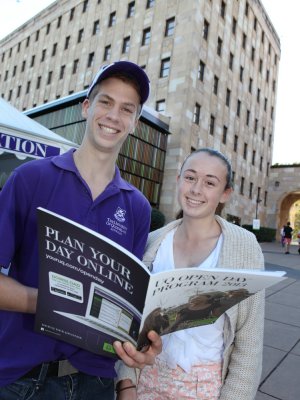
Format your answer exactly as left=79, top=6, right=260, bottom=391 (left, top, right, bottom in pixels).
left=0, top=149, right=151, bottom=387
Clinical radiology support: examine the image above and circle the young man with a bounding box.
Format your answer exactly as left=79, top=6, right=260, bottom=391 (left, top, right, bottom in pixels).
left=0, top=61, right=161, bottom=399
left=283, top=221, right=293, bottom=254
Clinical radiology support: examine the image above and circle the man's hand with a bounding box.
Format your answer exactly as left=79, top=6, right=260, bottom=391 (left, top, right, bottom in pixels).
left=113, top=330, right=162, bottom=369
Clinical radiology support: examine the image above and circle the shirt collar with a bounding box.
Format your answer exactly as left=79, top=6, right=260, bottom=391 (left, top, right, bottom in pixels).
left=51, top=148, right=133, bottom=191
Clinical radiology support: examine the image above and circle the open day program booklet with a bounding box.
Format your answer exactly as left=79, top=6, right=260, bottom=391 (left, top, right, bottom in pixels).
left=35, top=208, right=286, bottom=359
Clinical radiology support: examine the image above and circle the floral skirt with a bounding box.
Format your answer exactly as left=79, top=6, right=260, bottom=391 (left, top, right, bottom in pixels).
left=137, top=358, right=222, bottom=400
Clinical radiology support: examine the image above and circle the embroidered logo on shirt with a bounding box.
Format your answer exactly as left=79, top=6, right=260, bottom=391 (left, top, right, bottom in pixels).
left=114, top=207, right=126, bottom=223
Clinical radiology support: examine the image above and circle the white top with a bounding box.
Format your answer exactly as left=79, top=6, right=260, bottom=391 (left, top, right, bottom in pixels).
left=152, top=228, right=225, bottom=372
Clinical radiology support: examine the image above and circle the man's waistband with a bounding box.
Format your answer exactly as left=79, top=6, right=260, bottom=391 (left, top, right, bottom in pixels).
left=22, top=360, right=78, bottom=379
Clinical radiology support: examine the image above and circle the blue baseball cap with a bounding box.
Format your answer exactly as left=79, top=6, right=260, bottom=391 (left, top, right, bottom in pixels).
left=87, top=61, right=150, bottom=106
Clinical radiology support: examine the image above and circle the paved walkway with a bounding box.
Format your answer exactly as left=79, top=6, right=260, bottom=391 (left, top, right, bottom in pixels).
left=255, top=242, right=300, bottom=400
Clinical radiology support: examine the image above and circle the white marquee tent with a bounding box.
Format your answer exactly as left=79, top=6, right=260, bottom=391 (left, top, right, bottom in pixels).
left=0, top=97, right=77, bottom=159
left=0, top=98, right=78, bottom=186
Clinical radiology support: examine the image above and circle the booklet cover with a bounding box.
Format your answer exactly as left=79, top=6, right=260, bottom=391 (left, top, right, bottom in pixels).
left=35, top=207, right=286, bottom=358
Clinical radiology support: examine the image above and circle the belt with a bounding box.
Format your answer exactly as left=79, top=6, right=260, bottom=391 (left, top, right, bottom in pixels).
left=22, top=360, right=78, bottom=379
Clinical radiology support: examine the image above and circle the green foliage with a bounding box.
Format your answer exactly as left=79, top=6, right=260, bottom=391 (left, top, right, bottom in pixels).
left=150, top=208, right=166, bottom=232
left=242, top=225, right=276, bottom=242
left=294, top=212, right=300, bottom=239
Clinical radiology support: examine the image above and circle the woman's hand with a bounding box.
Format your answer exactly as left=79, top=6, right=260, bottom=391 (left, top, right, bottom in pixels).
left=113, top=330, right=162, bottom=369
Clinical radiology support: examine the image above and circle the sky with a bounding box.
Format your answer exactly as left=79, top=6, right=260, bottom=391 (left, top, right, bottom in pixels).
left=0, top=0, right=299, bottom=165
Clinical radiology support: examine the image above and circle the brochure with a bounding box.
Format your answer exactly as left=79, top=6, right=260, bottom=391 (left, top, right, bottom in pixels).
left=35, top=207, right=286, bottom=358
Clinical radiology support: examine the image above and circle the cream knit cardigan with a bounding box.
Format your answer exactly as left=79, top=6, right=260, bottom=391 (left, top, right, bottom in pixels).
left=116, top=216, right=265, bottom=400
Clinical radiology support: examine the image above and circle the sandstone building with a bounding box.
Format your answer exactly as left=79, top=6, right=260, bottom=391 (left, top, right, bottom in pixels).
left=0, top=0, right=281, bottom=225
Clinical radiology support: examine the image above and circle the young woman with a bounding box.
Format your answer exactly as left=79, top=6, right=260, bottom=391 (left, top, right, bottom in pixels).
left=116, top=148, right=265, bottom=400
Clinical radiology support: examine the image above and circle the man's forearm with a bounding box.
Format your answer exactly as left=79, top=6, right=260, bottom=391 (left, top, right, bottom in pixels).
left=0, top=273, right=37, bottom=313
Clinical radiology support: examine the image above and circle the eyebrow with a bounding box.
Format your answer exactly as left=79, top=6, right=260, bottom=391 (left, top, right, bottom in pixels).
left=98, top=94, right=137, bottom=110
left=184, top=169, right=221, bottom=182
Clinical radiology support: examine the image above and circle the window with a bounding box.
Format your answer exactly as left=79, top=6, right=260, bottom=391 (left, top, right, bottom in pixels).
left=41, top=49, right=46, bottom=62
left=93, top=20, right=100, bottom=35
left=35, top=30, right=39, bottom=41
left=242, top=33, right=246, bottom=49
left=70, top=7, right=75, bottom=20
left=213, top=75, right=219, bottom=95
left=198, top=60, right=205, bottom=81
left=26, top=81, right=31, bottom=94
left=47, top=71, right=52, bottom=85
left=273, top=79, right=276, bottom=92
left=266, top=69, right=269, bottom=82
left=261, top=31, right=265, bottom=43
left=65, top=36, right=70, bottom=50
left=52, top=43, right=57, bottom=56
left=264, top=191, right=268, bottom=207
left=259, top=59, right=263, bottom=73
left=146, top=0, right=155, bottom=8
left=142, top=28, right=151, bottom=46
left=229, top=52, right=234, bottom=70
left=1, top=53, right=5, bottom=62
left=209, top=115, right=215, bottom=135
left=234, top=135, right=238, bottom=151
left=30, top=55, right=35, bottom=67
left=271, top=106, right=274, bottom=120
left=8, top=90, right=12, bottom=101
left=237, top=99, right=241, bottom=117
left=156, top=99, right=166, bottom=113
left=103, top=45, right=111, bottom=61
left=232, top=17, right=237, bottom=34
left=251, top=46, right=255, bottom=61
left=249, top=78, right=252, bottom=93
left=239, top=66, right=244, bottom=82
left=12, top=66, right=17, bottom=77
left=17, top=85, right=21, bottom=97
left=87, top=52, right=94, bottom=68
left=257, top=88, right=260, bottom=103
left=222, top=126, right=227, bottom=144
left=59, top=65, right=65, bottom=79
left=220, top=1, right=226, bottom=18
left=254, top=17, right=257, bottom=31
left=262, top=127, right=265, bottom=141
left=82, top=0, right=88, bottom=13
left=246, top=110, right=250, bottom=126
left=226, top=89, right=231, bottom=106
left=217, top=37, right=222, bottom=56
left=127, top=2, right=135, bottom=18
left=78, top=29, right=84, bottom=43
left=26, top=36, right=30, bottom=47
left=73, top=59, right=79, bottom=74
left=160, top=58, right=170, bottom=78
left=249, top=182, right=253, bottom=199
left=109, top=11, right=116, bottom=27
left=203, top=19, right=209, bottom=40
left=269, top=133, right=272, bottom=147
left=252, top=150, right=256, bottom=165
left=21, top=60, right=26, bottom=72
left=259, top=157, right=263, bottom=171
left=267, top=162, right=270, bottom=177
left=264, top=98, right=268, bottom=111
left=165, top=17, right=175, bottom=37
left=36, top=76, right=42, bottom=89
left=243, top=143, right=247, bottom=159
left=193, top=103, right=201, bottom=125
left=255, top=118, right=258, bottom=133
left=240, top=177, right=245, bottom=195
left=245, top=2, right=249, bottom=16
left=46, top=23, right=51, bottom=35
left=57, top=16, right=62, bottom=28
left=122, top=36, right=130, bottom=53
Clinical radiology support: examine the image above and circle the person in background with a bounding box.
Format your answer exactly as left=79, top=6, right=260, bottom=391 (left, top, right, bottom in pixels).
left=280, top=226, right=285, bottom=247
left=0, top=61, right=161, bottom=400
left=283, top=221, right=293, bottom=254
left=117, top=148, right=265, bottom=400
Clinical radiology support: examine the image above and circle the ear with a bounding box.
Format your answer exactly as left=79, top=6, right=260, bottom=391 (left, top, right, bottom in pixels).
left=219, top=187, right=233, bottom=204
left=82, top=98, right=90, bottom=119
